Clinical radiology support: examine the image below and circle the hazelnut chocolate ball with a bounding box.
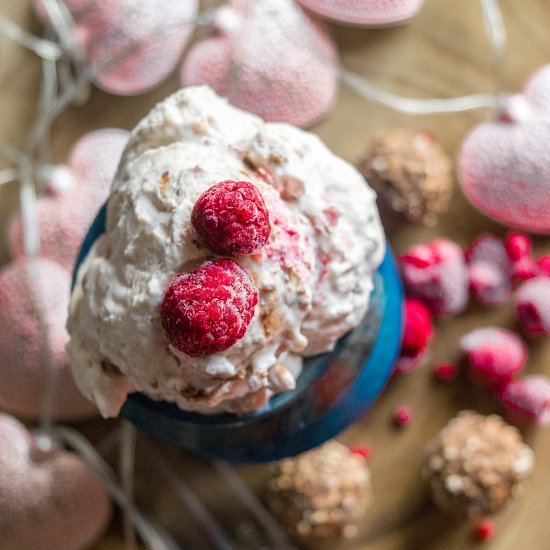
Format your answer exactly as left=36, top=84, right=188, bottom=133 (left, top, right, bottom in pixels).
left=359, top=129, right=453, bottom=227
left=424, top=411, right=534, bottom=517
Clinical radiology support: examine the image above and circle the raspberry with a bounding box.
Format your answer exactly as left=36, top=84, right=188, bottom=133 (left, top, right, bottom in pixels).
left=433, top=362, right=458, bottom=382
left=394, top=299, right=433, bottom=375
left=394, top=405, right=412, bottom=426
left=499, top=375, right=550, bottom=425
left=511, top=257, right=539, bottom=283
left=537, top=256, right=550, bottom=276
left=473, top=519, right=495, bottom=542
left=460, top=328, right=526, bottom=388
left=515, top=277, right=550, bottom=335
left=191, top=180, right=271, bottom=256
left=505, top=232, right=531, bottom=262
left=348, top=445, right=371, bottom=460
left=160, top=259, right=258, bottom=357
left=399, top=239, right=468, bottom=316
left=465, top=235, right=511, bottom=305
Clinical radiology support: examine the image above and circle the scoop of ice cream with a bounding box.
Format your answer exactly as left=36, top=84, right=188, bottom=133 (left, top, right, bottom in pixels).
left=68, top=86, right=385, bottom=416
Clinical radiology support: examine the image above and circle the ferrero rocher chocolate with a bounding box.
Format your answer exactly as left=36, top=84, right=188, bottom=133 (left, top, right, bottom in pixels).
left=266, top=441, right=372, bottom=542
left=359, top=129, right=452, bottom=227
left=424, top=411, right=534, bottom=518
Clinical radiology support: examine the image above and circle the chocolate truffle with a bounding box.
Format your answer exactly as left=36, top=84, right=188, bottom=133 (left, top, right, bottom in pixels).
left=266, top=441, right=372, bottom=541
left=424, top=411, right=534, bottom=517
left=359, top=129, right=452, bottom=226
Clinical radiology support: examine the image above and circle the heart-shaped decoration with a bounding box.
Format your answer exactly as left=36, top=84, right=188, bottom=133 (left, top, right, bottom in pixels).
left=9, top=128, right=129, bottom=271
left=35, top=0, right=198, bottom=95
left=0, top=258, right=96, bottom=420
left=458, top=65, right=550, bottom=233
left=0, top=414, right=111, bottom=550
left=180, top=0, right=339, bottom=128
left=295, top=0, right=424, bottom=26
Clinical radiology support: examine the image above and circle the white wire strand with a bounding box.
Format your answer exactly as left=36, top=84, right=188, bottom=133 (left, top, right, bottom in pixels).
left=56, top=427, right=180, bottom=550
left=0, top=16, right=62, bottom=60
left=340, top=67, right=499, bottom=114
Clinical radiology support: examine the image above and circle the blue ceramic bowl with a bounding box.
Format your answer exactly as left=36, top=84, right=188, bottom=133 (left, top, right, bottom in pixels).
left=74, top=204, right=403, bottom=463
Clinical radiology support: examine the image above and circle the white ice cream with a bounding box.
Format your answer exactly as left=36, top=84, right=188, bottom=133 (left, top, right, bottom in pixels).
left=67, top=86, right=385, bottom=416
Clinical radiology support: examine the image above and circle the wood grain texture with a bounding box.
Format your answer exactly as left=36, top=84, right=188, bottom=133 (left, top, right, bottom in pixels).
left=1, top=0, right=550, bottom=548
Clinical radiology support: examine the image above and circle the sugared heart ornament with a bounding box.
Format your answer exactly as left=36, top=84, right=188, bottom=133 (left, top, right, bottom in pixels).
left=180, top=0, right=339, bottom=128
left=295, top=0, right=424, bottom=26
left=9, top=128, right=128, bottom=271
left=35, top=0, right=198, bottom=95
left=0, top=258, right=96, bottom=420
left=0, top=414, right=111, bottom=550
left=458, top=65, right=550, bottom=233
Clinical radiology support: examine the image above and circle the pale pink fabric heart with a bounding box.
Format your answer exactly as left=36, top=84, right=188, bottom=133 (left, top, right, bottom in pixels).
left=0, top=258, right=97, bottom=420
left=0, top=414, right=111, bottom=550
left=9, top=128, right=128, bottom=271
left=35, top=0, right=198, bottom=95
left=180, top=0, right=339, bottom=128
left=458, top=65, right=550, bottom=233
left=295, top=0, right=424, bottom=26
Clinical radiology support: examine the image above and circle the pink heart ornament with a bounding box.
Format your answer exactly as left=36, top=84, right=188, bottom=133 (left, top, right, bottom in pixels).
left=0, top=414, right=111, bottom=550
left=180, top=0, right=339, bottom=128
left=9, top=128, right=129, bottom=271
left=35, top=0, right=198, bottom=95
left=295, top=0, right=424, bottom=26
left=458, top=65, right=550, bottom=233
left=0, top=258, right=97, bottom=420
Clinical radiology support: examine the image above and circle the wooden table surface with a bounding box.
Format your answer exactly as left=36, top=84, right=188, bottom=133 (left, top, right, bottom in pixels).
left=2, top=1, right=550, bottom=549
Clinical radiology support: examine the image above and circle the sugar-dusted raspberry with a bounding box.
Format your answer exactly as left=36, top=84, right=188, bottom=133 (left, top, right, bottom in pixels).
left=505, top=232, right=532, bottom=263
left=160, top=259, right=258, bottom=357
left=499, top=375, right=550, bottom=425
left=515, top=277, right=550, bottom=335
left=394, top=299, right=433, bottom=374
left=460, top=328, right=527, bottom=388
left=394, top=405, right=412, bottom=427
left=537, top=256, right=550, bottom=277
left=466, top=234, right=511, bottom=305
left=191, top=180, right=271, bottom=256
left=399, top=239, right=468, bottom=316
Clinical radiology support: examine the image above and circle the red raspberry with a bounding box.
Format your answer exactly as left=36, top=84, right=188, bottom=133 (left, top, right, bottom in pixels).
left=394, top=299, right=433, bottom=375
left=505, top=232, right=532, bottom=262
left=160, top=259, right=258, bottom=357
left=460, top=328, right=527, bottom=388
left=191, top=180, right=271, bottom=256
left=399, top=239, right=468, bottom=316
left=499, top=375, right=550, bottom=425
left=537, top=256, right=550, bottom=276
left=473, top=519, right=495, bottom=542
left=465, top=235, right=511, bottom=305
left=433, top=362, right=458, bottom=382
left=394, top=405, right=412, bottom=426
left=348, top=445, right=371, bottom=460
left=515, top=277, right=550, bottom=335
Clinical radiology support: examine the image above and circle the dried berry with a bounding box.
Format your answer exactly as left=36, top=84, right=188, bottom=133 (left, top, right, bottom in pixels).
left=515, top=277, right=550, bottom=335
left=400, top=239, right=468, bottom=316
left=192, top=180, right=271, bottom=256
left=499, top=375, right=550, bottom=425
left=160, top=259, right=258, bottom=357
left=460, top=328, right=526, bottom=388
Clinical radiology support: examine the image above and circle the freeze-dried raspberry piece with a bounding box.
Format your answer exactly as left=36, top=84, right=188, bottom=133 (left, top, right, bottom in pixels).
left=499, top=375, right=550, bottom=425
left=399, top=239, right=468, bottom=316
left=460, top=327, right=527, bottom=388
left=394, top=299, right=433, bottom=374
left=160, top=259, right=258, bottom=357
left=515, top=277, right=550, bottom=335
left=466, top=234, right=512, bottom=305
left=192, top=180, right=271, bottom=256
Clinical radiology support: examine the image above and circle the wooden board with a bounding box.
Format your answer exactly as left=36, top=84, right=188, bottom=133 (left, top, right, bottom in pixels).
left=1, top=0, right=550, bottom=548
